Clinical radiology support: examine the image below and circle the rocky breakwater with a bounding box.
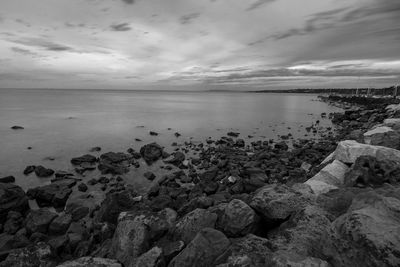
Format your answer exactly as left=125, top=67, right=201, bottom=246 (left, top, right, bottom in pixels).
left=1, top=101, right=400, bottom=266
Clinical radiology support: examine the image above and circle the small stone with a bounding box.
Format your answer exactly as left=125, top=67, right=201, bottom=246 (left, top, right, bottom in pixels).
left=78, top=183, right=88, bottom=192
left=144, top=171, right=156, bottom=181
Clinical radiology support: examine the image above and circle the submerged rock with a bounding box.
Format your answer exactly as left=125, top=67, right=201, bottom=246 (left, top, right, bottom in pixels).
left=70, top=154, right=97, bottom=165
left=140, top=143, right=164, bottom=164
left=34, top=166, right=54, bottom=177
left=0, top=176, right=15, bottom=183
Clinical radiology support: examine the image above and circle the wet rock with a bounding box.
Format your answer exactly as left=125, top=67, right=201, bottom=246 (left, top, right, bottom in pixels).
left=70, top=154, right=97, bottom=165
left=131, top=246, right=164, bottom=267
left=57, top=256, right=122, bottom=267
left=27, top=179, right=75, bottom=208
left=140, top=143, right=164, bottom=164
left=174, top=132, right=181, bottom=137
left=163, top=152, right=185, bottom=166
left=173, top=208, right=217, bottom=244
left=323, top=191, right=400, bottom=266
left=169, top=228, right=230, bottom=267
left=3, top=211, right=23, bottom=234
left=227, top=132, right=240, bottom=137
left=98, top=152, right=130, bottom=174
left=250, top=184, right=310, bottom=224
left=0, top=176, right=15, bottom=183
left=0, top=242, right=53, bottom=267
left=11, top=125, right=24, bottom=130
left=100, top=152, right=131, bottom=163
left=218, top=199, right=259, bottom=237
left=25, top=208, right=57, bottom=234
left=49, top=213, right=72, bottom=235
left=34, top=166, right=54, bottom=177
left=23, top=165, right=36, bottom=175
left=78, top=183, right=88, bottom=192
left=150, top=131, right=159, bottom=136
left=0, top=183, right=29, bottom=224
left=89, top=146, right=102, bottom=152
left=144, top=171, right=156, bottom=181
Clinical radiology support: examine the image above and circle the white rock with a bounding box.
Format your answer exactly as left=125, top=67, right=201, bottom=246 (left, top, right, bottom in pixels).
left=300, top=162, right=312, bottom=172
left=363, top=126, right=394, bottom=144
left=328, top=140, right=400, bottom=164
left=228, top=176, right=238, bottom=183
left=304, top=180, right=338, bottom=195
left=308, top=160, right=349, bottom=187
left=386, top=104, right=400, bottom=111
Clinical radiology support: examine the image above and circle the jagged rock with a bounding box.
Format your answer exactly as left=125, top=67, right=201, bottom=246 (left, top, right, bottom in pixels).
left=57, top=257, right=122, bottom=267
left=140, top=143, right=164, bottom=164
left=344, top=155, right=400, bottom=187
left=173, top=208, right=217, bottom=244
left=163, top=152, right=185, bottom=166
left=100, top=152, right=131, bottom=163
left=95, top=190, right=138, bottom=224
left=305, top=160, right=349, bottom=195
left=77, top=183, right=88, bottom=192
left=0, top=183, right=29, bottom=224
left=217, top=199, right=259, bottom=237
left=3, top=211, right=23, bottom=234
left=23, top=165, right=36, bottom=175
left=0, top=242, right=53, bottom=267
left=27, top=179, right=76, bottom=208
left=131, top=246, right=164, bottom=267
left=34, top=166, right=54, bottom=177
left=0, top=176, right=15, bottom=183
left=49, top=213, right=72, bottom=235
left=169, top=228, right=230, bottom=267
left=323, top=191, right=400, bottom=267
left=363, top=126, right=400, bottom=149
left=110, top=208, right=176, bottom=266
left=25, top=208, right=57, bottom=234
left=250, top=184, right=310, bottom=223
left=70, top=154, right=97, bottom=165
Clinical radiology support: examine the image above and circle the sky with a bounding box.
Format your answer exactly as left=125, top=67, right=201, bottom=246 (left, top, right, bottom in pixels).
left=0, top=0, right=399, bottom=90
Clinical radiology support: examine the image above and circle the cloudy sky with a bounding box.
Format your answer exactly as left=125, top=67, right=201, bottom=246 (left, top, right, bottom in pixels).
left=0, top=0, right=399, bottom=90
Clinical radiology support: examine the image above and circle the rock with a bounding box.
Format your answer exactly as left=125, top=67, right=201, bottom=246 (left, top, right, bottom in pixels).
left=95, top=190, right=139, bottom=224
left=227, top=132, right=240, bottom=137
left=27, top=179, right=75, bottom=208
left=11, top=125, right=24, bottom=130
left=144, top=171, right=156, bottom=181
left=275, top=141, right=288, bottom=151
left=305, top=159, right=349, bottom=195
left=323, top=192, right=400, bottom=267
left=250, top=184, right=310, bottom=223
left=173, top=208, right=217, bottom=244
left=131, top=246, right=164, bottom=267
left=48, top=234, right=69, bottom=254
left=0, top=242, right=53, bottom=267
left=110, top=209, right=176, bottom=266
left=214, top=234, right=273, bottom=266
left=70, top=154, right=97, bottom=165
left=0, top=176, right=15, bottom=183
left=300, top=162, right=312, bottom=173
left=89, top=146, right=102, bottom=152
left=34, top=166, right=54, bottom=177
left=169, top=228, right=230, bottom=267
left=150, top=131, right=159, bottom=136
left=100, top=152, right=131, bottom=163
left=140, top=143, right=164, bottom=164
left=23, top=165, right=36, bottom=175
left=49, top=213, right=72, bottom=235
left=66, top=203, right=90, bottom=221
left=3, top=211, right=23, bottom=234
left=267, top=251, right=330, bottom=267
left=163, top=152, right=185, bottom=166
left=57, top=257, right=122, bottom=267
left=160, top=240, right=184, bottom=262
left=218, top=199, right=258, bottom=237
left=98, top=161, right=129, bottom=175
left=0, top=183, right=29, bottom=224
left=78, top=183, right=88, bottom=192
left=344, top=155, right=400, bottom=187
left=323, top=140, right=400, bottom=165
left=25, top=208, right=57, bottom=234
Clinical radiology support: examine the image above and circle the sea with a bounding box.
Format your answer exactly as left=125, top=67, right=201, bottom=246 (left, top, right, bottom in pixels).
left=0, top=89, right=342, bottom=192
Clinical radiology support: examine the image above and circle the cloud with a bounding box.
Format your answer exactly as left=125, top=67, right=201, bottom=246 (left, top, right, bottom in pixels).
left=246, top=0, right=276, bottom=11
left=121, top=0, right=135, bottom=4
left=11, top=37, right=74, bottom=52
left=11, top=47, right=38, bottom=56
left=15, top=18, right=31, bottom=27
left=179, top=13, right=200, bottom=25
left=110, top=23, right=131, bottom=31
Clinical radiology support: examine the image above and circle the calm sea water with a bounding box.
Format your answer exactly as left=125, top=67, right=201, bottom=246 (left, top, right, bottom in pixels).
left=0, top=89, right=341, bottom=191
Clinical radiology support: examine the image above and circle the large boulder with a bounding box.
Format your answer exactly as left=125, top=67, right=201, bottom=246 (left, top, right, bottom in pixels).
left=250, top=184, right=311, bottom=223
left=70, top=154, right=97, bottom=165
left=130, top=246, right=164, bottom=267
left=110, top=208, right=176, bottom=266
left=364, top=126, right=400, bottom=149
left=140, top=143, right=164, bottom=164
left=27, top=178, right=76, bottom=208
left=0, top=183, right=29, bottom=224
left=34, top=166, right=54, bottom=177
left=217, top=199, right=259, bottom=237
left=323, top=191, right=400, bottom=267
left=25, top=208, right=57, bottom=234
left=57, top=257, right=122, bottom=267
left=49, top=213, right=72, bottom=235
left=305, top=160, right=349, bottom=195
left=169, top=228, right=230, bottom=267
left=173, top=208, right=217, bottom=244
left=322, top=140, right=400, bottom=165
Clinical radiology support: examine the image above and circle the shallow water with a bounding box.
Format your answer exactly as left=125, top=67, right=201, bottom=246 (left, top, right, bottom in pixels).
left=0, top=89, right=341, bottom=191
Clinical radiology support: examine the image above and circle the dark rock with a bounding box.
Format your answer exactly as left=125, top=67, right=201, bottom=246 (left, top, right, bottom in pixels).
left=3, top=211, right=23, bottom=234
left=71, top=154, right=97, bottom=165
left=169, top=228, right=230, bottom=267
left=163, top=152, right=185, bottom=166
left=25, top=208, right=57, bottom=234
left=150, top=195, right=173, bottom=211
left=89, top=146, right=102, bottom=152
left=178, top=196, right=214, bottom=215
left=0, top=176, right=15, bottom=183
left=57, top=257, right=122, bottom=267
left=48, top=234, right=69, bottom=254
left=218, top=199, right=259, bottom=237
left=95, top=190, right=138, bottom=224
left=78, top=183, right=88, bottom=192
left=66, top=203, right=90, bottom=221
left=0, top=242, right=53, bottom=267
left=174, top=132, right=181, bottom=137
left=140, top=143, right=164, bottom=164
left=23, top=165, right=36, bottom=175
left=173, top=208, right=217, bottom=244
left=27, top=179, right=75, bottom=208
left=274, top=141, right=288, bottom=151
left=227, top=132, right=240, bottom=137
left=0, top=183, right=29, bottom=224
left=34, top=166, right=54, bottom=177
left=100, top=152, right=130, bottom=163
left=11, top=126, right=24, bottom=130
left=144, top=171, right=156, bottom=181
left=131, top=246, right=164, bottom=267
left=160, top=240, right=185, bottom=262
left=49, top=213, right=72, bottom=235
left=150, top=131, right=159, bottom=136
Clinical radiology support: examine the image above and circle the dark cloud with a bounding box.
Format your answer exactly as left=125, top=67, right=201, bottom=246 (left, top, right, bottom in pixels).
left=11, top=47, right=37, bottom=56
left=15, top=18, right=31, bottom=27
left=11, top=37, right=74, bottom=52
left=65, top=22, right=86, bottom=28
left=121, top=0, right=135, bottom=4
left=179, top=13, right=200, bottom=25
left=110, top=23, right=131, bottom=31
left=246, top=0, right=276, bottom=11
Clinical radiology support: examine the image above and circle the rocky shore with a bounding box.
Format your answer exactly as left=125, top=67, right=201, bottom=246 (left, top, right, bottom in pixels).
left=1, top=97, right=400, bottom=266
